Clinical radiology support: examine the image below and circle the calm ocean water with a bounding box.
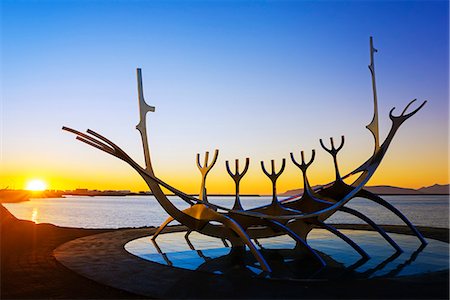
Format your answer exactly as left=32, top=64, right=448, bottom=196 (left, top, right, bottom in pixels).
left=3, top=195, right=449, bottom=229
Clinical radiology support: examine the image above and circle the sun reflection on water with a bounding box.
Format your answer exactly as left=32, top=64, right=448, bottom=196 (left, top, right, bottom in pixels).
left=31, top=208, right=38, bottom=223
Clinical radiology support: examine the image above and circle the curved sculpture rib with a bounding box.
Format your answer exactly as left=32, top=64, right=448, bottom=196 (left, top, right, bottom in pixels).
left=316, top=221, right=370, bottom=259
left=357, top=189, right=427, bottom=245
left=339, top=206, right=402, bottom=252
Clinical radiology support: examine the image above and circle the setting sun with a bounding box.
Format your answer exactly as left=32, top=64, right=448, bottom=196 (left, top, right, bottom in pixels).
left=25, top=179, right=48, bottom=191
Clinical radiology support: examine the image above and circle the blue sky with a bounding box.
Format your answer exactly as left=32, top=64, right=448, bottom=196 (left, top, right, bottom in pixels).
left=1, top=0, right=448, bottom=192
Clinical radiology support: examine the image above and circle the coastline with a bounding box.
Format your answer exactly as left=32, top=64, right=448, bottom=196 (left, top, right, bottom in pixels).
left=2, top=192, right=448, bottom=204
left=1, top=204, right=448, bottom=299
left=2, top=182, right=448, bottom=203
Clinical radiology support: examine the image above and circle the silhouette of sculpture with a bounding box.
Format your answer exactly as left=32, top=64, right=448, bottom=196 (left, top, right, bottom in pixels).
left=63, top=37, right=427, bottom=273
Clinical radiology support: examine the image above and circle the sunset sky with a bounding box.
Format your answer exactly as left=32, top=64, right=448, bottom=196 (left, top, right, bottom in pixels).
left=1, top=0, right=448, bottom=194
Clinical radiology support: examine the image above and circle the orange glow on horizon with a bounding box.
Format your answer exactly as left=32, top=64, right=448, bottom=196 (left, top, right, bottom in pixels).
left=4, top=164, right=447, bottom=195
left=1, top=141, right=447, bottom=194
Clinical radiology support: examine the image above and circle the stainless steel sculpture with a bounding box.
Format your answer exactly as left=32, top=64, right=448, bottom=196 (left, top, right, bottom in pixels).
left=63, top=37, right=427, bottom=273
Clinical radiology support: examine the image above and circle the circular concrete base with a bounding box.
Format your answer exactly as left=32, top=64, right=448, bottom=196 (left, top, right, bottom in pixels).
left=54, top=226, right=449, bottom=299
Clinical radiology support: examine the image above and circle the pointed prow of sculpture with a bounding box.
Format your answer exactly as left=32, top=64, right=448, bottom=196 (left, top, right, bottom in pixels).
left=367, top=36, right=380, bottom=154
left=135, top=68, right=156, bottom=174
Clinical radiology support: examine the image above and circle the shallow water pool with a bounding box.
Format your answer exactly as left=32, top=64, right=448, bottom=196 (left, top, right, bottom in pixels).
left=125, top=229, right=449, bottom=279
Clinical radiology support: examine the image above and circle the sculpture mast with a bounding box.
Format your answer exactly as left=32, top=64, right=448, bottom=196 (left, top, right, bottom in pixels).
left=135, top=68, right=156, bottom=174
left=366, top=36, right=380, bottom=153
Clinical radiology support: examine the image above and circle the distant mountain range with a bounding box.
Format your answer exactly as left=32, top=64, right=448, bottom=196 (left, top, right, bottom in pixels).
left=281, top=184, right=449, bottom=196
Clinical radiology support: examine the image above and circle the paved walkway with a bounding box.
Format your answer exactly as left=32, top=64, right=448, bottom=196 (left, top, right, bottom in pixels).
left=54, top=225, right=449, bottom=299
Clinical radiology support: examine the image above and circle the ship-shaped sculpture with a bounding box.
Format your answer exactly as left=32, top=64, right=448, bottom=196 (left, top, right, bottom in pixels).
left=63, top=37, right=427, bottom=273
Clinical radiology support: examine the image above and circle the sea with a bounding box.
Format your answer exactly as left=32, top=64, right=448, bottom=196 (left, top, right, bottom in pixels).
left=3, top=195, right=449, bottom=229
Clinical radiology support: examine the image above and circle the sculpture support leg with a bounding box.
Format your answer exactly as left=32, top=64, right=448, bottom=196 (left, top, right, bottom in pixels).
left=268, top=220, right=326, bottom=267
left=152, top=216, right=175, bottom=240
left=358, top=189, right=427, bottom=245
left=217, top=215, right=272, bottom=273
left=339, top=206, right=403, bottom=252
left=318, top=221, right=370, bottom=259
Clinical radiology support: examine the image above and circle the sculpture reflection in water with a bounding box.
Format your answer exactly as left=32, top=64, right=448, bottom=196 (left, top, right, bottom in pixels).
left=146, top=231, right=429, bottom=279
left=63, top=37, right=427, bottom=274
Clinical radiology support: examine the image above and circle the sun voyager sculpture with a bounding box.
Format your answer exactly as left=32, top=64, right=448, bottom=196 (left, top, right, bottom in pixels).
left=64, top=37, right=427, bottom=273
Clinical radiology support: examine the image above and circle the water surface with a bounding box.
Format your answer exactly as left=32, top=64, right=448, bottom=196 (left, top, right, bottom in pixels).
left=125, top=229, right=449, bottom=279
left=3, top=195, right=448, bottom=229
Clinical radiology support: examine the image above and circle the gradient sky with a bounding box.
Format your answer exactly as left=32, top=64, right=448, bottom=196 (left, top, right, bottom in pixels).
left=1, top=0, right=448, bottom=194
